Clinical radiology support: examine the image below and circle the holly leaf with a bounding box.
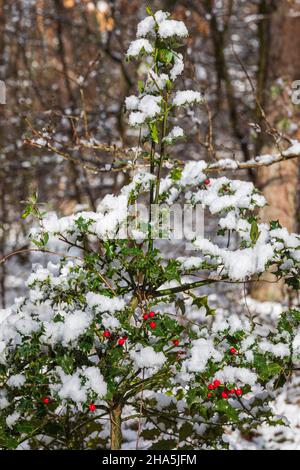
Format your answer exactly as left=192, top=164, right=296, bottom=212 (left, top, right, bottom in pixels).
left=150, top=123, right=159, bottom=143
left=192, top=296, right=215, bottom=316
left=157, top=49, right=173, bottom=64
left=250, top=220, right=260, bottom=244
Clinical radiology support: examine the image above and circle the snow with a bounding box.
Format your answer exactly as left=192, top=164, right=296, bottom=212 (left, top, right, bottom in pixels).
left=86, top=292, right=125, bottom=313
left=194, top=237, right=275, bottom=281
left=147, top=71, right=169, bottom=91
left=138, top=94, right=162, bottom=118
left=54, top=367, right=107, bottom=404
left=6, top=412, right=20, bottom=428
left=125, top=95, right=139, bottom=111
left=7, top=374, right=26, bottom=388
left=259, top=340, right=290, bottom=358
left=83, top=366, right=108, bottom=397
left=215, top=158, right=238, bottom=170
left=136, top=16, right=155, bottom=38
left=173, top=90, right=203, bottom=107
left=128, top=111, right=146, bottom=127
left=170, top=53, right=184, bottom=81
left=187, top=338, right=223, bottom=372
left=129, top=345, right=166, bottom=369
left=283, top=140, right=300, bottom=156
left=164, top=126, right=184, bottom=143
left=126, top=39, right=153, bottom=58
left=214, top=366, right=258, bottom=386
left=191, top=177, right=266, bottom=214
left=136, top=11, right=169, bottom=38
left=179, top=160, right=207, bottom=186
left=63, top=311, right=92, bottom=344
left=158, top=20, right=188, bottom=39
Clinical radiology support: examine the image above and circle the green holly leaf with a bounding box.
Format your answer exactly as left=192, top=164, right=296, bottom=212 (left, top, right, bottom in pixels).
left=192, top=296, right=215, bottom=316
left=250, top=220, right=260, bottom=244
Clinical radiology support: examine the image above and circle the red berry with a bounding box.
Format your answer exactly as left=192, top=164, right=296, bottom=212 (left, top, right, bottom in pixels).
left=221, top=391, right=228, bottom=399
left=143, top=313, right=149, bottom=320
left=149, top=311, right=155, bottom=318
left=207, top=392, right=213, bottom=398
left=42, top=397, right=50, bottom=404
left=229, top=389, right=235, bottom=394
left=204, top=178, right=210, bottom=186
left=172, top=339, right=180, bottom=346
left=213, top=380, right=221, bottom=388
left=235, top=388, right=243, bottom=397
left=89, top=403, right=96, bottom=412
left=208, top=383, right=214, bottom=390
left=229, top=347, right=237, bottom=354
left=149, top=321, right=156, bottom=329
left=122, top=335, right=128, bottom=340
left=103, top=330, right=111, bottom=338
left=118, top=338, right=125, bottom=346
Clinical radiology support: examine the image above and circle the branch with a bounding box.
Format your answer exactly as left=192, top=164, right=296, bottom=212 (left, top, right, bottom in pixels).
left=206, top=147, right=300, bottom=173
left=151, top=279, right=216, bottom=297
left=0, top=248, right=81, bottom=266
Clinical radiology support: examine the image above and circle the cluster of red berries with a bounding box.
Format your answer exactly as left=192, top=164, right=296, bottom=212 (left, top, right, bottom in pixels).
left=118, top=335, right=127, bottom=346
left=207, top=380, right=243, bottom=399
left=103, top=330, right=128, bottom=346
left=143, top=311, right=156, bottom=329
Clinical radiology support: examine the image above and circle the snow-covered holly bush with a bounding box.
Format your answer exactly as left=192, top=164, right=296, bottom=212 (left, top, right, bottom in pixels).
left=0, top=9, right=300, bottom=450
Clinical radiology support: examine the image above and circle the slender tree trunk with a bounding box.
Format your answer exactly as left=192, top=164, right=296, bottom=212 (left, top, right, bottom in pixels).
left=110, top=404, right=122, bottom=450
left=252, top=0, right=300, bottom=301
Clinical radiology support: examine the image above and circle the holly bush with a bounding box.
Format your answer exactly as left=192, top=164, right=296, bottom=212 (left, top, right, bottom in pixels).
left=0, top=9, right=299, bottom=450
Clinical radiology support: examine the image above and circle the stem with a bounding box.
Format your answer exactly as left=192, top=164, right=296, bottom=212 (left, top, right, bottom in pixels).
left=110, top=404, right=123, bottom=450
left=154, top=98, right=169, bottom=204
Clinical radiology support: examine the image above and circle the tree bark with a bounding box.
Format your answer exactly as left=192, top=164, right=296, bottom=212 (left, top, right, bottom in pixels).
left=110, top=404, right=122, bottom=450
left=252, top=0, right=300, bottom=301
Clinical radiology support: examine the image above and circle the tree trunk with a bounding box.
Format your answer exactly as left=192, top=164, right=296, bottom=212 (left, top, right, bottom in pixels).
left=252, top=0, right=300, bottom=301
left=110, top=404, right=122, bottom=450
